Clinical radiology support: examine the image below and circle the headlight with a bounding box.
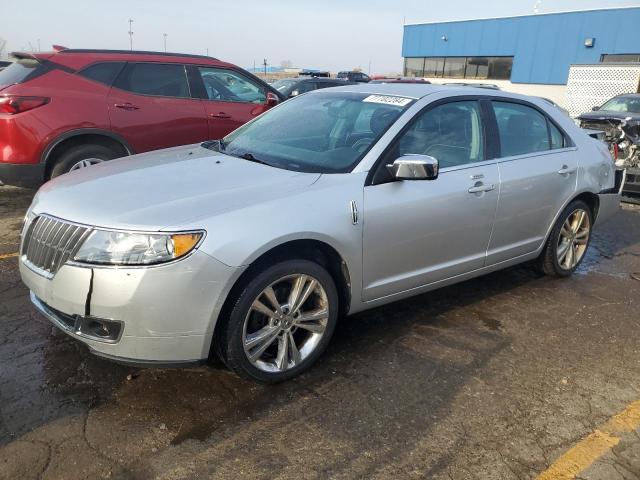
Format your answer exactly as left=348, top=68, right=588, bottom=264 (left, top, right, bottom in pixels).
left=72, top=230, right=204, bottom=266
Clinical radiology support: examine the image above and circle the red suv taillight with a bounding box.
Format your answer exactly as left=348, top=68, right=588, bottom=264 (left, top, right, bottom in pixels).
left=0, top=95, right=50, bottom=115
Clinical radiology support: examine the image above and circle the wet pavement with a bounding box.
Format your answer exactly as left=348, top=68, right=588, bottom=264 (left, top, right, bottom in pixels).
left=1, top=185, right=639, bottom=480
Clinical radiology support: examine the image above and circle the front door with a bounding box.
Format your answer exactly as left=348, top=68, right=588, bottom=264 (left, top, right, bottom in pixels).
left=362, top=100, right=499, bottom=301
left=108, top=62, right=208, bottom=153
left=193, top=66, right=271, bottom=139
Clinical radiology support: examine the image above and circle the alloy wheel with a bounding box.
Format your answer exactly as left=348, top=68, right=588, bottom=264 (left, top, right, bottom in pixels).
left=556, top=208, right=590, bottom=270
left=242, top=274, right=329, bottom=373
left=69, top=158, right=104, bottom=172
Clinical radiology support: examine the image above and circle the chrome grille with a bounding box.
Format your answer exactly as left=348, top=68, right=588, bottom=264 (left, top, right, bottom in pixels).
left=21, top=215, right=91, bottom=277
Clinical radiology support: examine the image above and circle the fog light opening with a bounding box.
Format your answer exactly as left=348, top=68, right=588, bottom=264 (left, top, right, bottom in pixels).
left=78, top=317, right=123, bottom=342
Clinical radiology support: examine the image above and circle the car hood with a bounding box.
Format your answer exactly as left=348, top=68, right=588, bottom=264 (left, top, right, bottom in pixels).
left=32, top=144, right=321, bottom=230
left=577, top=110, right=640, bottom=122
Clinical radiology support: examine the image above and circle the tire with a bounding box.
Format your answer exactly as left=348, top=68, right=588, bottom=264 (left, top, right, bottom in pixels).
left=538, top=199, right=593, bottom=277
left=215, top=259, right=339, bottom=383
left=49, top=144, right=120, bottom=179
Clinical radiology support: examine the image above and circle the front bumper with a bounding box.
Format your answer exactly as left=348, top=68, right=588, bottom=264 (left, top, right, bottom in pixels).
left=0, top=162, right=45, bottom=188
left=20, top=250, right=240, bottom=364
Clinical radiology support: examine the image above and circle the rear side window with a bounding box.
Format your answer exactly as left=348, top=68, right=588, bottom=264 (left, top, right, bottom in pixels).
left=79, top=62, right=125, bottom=86
left=114, top=63, right=190, bottom=98
left=0, top=58, right=42, bottom=85
left=549, top=121, right=566, bottom=149
left=493, top=102, right=550, bottom=157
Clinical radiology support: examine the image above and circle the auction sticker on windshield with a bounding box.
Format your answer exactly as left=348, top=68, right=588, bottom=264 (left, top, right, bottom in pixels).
left=363, top=95, right=413, bottom=107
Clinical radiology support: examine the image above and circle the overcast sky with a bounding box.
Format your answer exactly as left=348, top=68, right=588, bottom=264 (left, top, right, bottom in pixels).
left=1, top=0, right=635, bottom=73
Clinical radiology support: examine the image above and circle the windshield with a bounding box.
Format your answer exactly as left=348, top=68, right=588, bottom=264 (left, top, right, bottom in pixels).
left=0, top=58, right=40, bottom=86
left=221, top=92, right=414, bottom=173
left=271, top=79, right=297, bottom=95
left=600, top=96, right=640, bottom=114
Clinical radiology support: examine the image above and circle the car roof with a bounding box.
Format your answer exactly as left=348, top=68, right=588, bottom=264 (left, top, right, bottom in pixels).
left=308, top=82, right=545, bottom=103
left=19, top=48, right=233, bottom=69
left=275, top=77, right=346, bottom=83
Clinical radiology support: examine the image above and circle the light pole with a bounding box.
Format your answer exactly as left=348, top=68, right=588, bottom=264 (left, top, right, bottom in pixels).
left=163, top=33, right=167, bottom=52
left=128, top=19, right=134, bottom=50
left=263, top=58, right=267, bottom=76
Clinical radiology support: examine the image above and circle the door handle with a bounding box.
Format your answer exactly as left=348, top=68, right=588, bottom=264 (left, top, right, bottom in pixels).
left=114, top=102, right=140, bottom=110
left=209, top=112, right=231, bottom=119
left=468, top=183, right=496, bottom=194
left=557, top=165, right=577, bottom=175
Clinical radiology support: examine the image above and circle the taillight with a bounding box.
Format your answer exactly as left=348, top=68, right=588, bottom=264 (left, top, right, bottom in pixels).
left=0, top=96, right=50, bottom=115
left=613, top=143, right=619, bottom=160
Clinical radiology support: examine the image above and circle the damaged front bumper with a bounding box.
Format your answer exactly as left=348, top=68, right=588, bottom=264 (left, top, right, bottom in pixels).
left=20, top=249, right=239, bottom=366
left=580, top=117, right=640, bottom=194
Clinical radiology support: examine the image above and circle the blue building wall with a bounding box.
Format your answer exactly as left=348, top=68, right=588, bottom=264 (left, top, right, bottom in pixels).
left=402, top=7, right=640, bottom=85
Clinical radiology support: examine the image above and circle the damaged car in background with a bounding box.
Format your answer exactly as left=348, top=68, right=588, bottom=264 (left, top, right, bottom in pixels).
left=578, top=93, right=640, bottom=195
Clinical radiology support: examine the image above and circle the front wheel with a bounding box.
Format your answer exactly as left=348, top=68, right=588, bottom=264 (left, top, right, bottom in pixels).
left=539, top=199, right=593, bottom=277
left=215, top=259, right=339, bottom=383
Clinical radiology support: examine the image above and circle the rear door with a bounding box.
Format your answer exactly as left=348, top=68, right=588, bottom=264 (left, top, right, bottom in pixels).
left=108, top=62, right=208, bottom=153
left=485, top=100, right=578, bottom=264
left=190, top=66, right=271, bottom=139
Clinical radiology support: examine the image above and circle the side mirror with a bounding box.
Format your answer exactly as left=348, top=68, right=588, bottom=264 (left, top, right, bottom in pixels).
left=266, top=92, right=279, bottom=107
left=386, top=155, right=439, bottom=181
left=592, top=105, right=600, bottom=111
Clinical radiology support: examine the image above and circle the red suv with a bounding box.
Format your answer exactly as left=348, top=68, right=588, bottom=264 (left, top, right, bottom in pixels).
left=0, top=48, right=283, bottom=187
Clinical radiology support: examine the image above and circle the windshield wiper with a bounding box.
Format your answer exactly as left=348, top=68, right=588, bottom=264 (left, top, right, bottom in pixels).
left=201, top=139, right=226, bottom=152
left=234, top=152, right=272, bottom=167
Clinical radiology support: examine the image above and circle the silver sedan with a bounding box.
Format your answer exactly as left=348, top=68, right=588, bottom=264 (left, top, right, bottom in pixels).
left=19, top=84, right=622, bottom=383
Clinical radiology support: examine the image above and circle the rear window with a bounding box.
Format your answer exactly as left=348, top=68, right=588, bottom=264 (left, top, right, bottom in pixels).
left=79, top=62, right=125, bottom=86
left=0, top=58, right=41, bottom=85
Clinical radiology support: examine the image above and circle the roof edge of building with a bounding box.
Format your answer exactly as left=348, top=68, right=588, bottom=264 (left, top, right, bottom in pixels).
left=404, top=5, right=640, bottom=28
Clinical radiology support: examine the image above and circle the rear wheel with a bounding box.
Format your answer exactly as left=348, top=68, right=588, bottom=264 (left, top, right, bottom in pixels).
left=216, top=259, right=338, bottom=383
left=539, top=199, right=593, bottom=277
left=50, top=144, right=120, bottom=179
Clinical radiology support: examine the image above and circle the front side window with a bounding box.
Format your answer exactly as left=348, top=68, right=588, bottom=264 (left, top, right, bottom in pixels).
left=395, top=100, right=485, bottom=169
left=493, top=102, right=551, bottom=157
left=114, top=63, right=190, bottom=98
left=220, top=92, right=414, bottom=173
left=197, top=67, right=266, bottom=103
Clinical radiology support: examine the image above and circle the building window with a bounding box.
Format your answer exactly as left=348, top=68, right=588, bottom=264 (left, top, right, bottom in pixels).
left=424, top=57, right=445, bottom=77
left=404, top=58, right=425, bottom=77
left=404, top=56, right=513, bottom=81
left=601, top=54, right=640, bottom=63
left=443, top=57, right=466, bottom=78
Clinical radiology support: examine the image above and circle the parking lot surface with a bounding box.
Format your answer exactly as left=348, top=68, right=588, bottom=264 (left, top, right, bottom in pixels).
left=1, top=185, right=639, bottom=480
